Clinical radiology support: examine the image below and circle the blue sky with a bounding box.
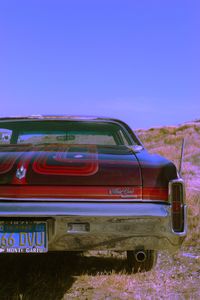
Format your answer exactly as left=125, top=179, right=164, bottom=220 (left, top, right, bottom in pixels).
left=0, top=0, right=199, bottom=129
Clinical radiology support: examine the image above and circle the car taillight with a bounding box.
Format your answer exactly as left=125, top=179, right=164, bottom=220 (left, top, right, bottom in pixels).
left=170, top=180, right=185, bottom=232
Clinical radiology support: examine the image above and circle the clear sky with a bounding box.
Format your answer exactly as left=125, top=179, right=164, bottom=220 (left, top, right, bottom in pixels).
left=0, top=0, right=199, bottom=129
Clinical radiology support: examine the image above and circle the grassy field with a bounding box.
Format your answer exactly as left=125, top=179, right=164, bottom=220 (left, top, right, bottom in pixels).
left=0, top=121, right=199, bottom=299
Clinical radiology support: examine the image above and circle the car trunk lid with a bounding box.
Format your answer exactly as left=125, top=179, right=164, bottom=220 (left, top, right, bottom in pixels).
left=0, top=144, right=142, bottom=199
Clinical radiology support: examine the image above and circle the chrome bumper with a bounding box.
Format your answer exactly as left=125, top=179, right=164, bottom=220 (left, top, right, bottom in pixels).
left=0, top=201, right=187, bottom=252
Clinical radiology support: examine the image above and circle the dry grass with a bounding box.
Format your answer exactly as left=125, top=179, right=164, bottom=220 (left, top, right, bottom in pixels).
left=0, top=121, right=199, bottom=299
left=0, top=248, right=199, bottom=300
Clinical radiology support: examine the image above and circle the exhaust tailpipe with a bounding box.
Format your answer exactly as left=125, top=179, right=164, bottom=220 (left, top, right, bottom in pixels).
left=134, top=250, right=147, bottom=263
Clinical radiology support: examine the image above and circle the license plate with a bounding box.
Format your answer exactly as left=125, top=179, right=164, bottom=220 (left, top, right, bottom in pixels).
left=0, top=221, right=48, bottom=253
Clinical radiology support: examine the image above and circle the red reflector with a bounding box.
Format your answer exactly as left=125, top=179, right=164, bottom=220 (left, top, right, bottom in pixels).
left=172, top=201, right=181, bottom=212
left=172, top=184, right=181, bottom=202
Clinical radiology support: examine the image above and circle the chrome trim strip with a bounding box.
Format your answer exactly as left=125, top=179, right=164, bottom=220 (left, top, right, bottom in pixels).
left=0, top=202, right=170, bottom=217
left=0, top=197, right=167, bottom=203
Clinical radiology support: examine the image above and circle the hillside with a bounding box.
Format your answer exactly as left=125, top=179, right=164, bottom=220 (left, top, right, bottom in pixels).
left=136, top=120, right=200, bottom=193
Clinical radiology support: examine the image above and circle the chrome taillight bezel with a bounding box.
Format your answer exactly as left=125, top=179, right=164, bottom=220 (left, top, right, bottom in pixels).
left=169, top=178, right=186, bottom=233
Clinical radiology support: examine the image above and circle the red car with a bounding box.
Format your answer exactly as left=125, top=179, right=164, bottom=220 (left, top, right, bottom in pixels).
left=0, top=116, right=187, bottom=272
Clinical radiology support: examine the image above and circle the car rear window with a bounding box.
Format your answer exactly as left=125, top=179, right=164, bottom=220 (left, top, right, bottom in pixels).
left=0, top=121, right=131, bottom=146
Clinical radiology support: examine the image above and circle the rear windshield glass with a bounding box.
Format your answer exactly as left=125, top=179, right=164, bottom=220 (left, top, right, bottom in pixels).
left=0, top=121, right=132, bottom=146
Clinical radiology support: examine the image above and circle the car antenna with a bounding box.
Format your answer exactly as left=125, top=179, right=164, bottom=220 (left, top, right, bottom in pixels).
left=179, top=138, right=185, bottom=177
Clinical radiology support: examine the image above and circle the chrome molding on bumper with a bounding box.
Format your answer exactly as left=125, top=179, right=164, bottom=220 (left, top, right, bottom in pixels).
left=0, top=201, right=169, bottom=216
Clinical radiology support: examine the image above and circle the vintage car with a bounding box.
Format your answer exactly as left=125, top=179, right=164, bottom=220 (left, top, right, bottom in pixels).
left=0, top=115, right=187, bottom=272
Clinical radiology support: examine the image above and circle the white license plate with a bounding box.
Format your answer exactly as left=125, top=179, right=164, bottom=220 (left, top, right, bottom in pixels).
left=0, top=222, right=48, bottom=253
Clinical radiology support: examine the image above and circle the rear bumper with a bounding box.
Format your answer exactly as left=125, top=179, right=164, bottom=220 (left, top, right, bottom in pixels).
left=0, top=201, right=187, bottom=252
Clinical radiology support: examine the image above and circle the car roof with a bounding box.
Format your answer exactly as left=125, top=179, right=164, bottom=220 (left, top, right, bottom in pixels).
left=0, top=115, right=121, bottom=122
